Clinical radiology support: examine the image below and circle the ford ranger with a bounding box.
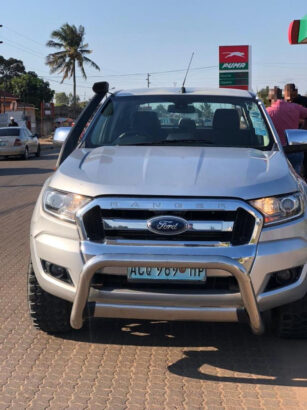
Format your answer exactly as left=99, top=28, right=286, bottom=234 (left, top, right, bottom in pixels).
left=28, top=83, right=307, bottom=337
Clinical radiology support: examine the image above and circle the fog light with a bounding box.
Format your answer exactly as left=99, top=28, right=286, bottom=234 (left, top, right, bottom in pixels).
left=49, top=264, right=66, bottom=279
left=275, top=269, right=293, bottom=285
left=41, top=260, right=73, bottom=285
left=264, top=266, right=303, bottom=292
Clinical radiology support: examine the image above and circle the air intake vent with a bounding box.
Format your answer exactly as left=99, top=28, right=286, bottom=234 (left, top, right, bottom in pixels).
left=232, top=208, right=255, bottom=245
left=82, top=206, right=104, bottom=241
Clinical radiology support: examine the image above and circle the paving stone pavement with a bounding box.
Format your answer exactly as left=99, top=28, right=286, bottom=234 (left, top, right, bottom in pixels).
left=0, top=150, right=307, bottom=409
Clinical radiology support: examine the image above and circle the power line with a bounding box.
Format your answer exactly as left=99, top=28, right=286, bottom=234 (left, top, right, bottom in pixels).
left=2, top=24, right=46, bottom=48
left=1, top=28, right=218, bottom=81
left=1, top=35, right=45, bottom=58
left=103, top=65, right=218, bottom=78
left=40, top=76, right=93, bottom=89
left=1, top=33, right=219, bottom=83
left=38, top=65, right=218, bottom=79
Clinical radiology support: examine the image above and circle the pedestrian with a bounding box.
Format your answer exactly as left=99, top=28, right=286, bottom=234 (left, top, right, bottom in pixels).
left=266, top=87, right=307, bottom=175
left=8, top=116, right=18, bottom=127
left=284, top=83, right=307, bottom=178
left=284, top=83, right=307, bottom=107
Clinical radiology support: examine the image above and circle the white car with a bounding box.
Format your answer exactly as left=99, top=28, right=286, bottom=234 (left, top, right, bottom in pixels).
left=0, top=127, right=40, bottom=159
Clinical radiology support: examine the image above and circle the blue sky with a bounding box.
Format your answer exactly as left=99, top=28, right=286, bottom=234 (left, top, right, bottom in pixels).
left=1, top=0, right=307, bottom=100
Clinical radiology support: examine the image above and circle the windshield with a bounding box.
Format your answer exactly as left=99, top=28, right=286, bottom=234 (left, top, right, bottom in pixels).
left=84, top=95, right=274, bottom=150
left=0, top=128, right=20, bottom=136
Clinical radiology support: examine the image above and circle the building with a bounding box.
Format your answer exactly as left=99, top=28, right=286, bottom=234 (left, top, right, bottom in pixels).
left=0, top=91, right=18, bottom=113
left=0, top=91, right=37, bottom=131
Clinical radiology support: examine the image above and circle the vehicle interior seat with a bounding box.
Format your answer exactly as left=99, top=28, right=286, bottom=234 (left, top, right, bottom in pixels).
left=131, top=111, right=162, bottom=139
left=178, top=118, right=196, bottom=132
left=213, top=109, right=240, bottom=146
left=167, top=118, right=197, bottom=141
left=213, top=109, right=258, bottom=146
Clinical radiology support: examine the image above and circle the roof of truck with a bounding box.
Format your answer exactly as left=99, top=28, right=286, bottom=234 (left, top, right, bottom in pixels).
left=114, top=87, right=255, bottom=98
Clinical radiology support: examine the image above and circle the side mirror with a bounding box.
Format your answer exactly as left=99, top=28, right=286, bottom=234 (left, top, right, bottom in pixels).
left=33, top=133, right=39, bottom=138
left=284, top=129, right=307, bottom=153
left=53, top=127, right=71, bottom=146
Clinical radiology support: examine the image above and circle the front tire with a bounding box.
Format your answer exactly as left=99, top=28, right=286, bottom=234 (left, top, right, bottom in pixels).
left=27, top=262, right=72, bottom=333
left=23, top=146, right=29, bottom=160
left=35, top=144, right=41, bottom=157
left=271, top=295, right=307, bottom=338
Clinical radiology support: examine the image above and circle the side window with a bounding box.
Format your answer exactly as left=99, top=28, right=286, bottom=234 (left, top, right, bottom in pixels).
left=246, top=102, right=270, bottom=145
left=88, top=101, right=114, bottom=146
left=21, top=129, right=27, bottom=138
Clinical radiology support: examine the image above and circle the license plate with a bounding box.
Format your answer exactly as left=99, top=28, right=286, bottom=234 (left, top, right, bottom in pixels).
left=127, top=267, right=206, bottom=282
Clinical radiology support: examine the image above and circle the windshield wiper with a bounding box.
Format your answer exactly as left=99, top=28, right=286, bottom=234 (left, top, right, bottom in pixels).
left=157, top=139, right=213, bottom=144
left=118, top=141, right=159, bottom=146
left=119, top=139, right=214, bottom=146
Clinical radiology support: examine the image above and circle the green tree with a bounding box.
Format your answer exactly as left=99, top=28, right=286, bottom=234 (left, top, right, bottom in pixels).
left=155, top=104, right=167, bottom=117
left=55, top=92, right=69, bottom=106
left=9, top=72, right=54, bottom=109
left=199, top=103, right=214, bottom=119
left=0, top=56, right=25, bottom=82
left=79, top=100, right=89, bottom=109
left=68, top=92, right=80, bottom=106
left=257, top=86, right=270, bottom=107
left=46, top=23, right=100, bottom=115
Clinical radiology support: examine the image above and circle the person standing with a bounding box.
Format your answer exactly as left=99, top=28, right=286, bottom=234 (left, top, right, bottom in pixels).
left=266, top=87, right=307, bottom=174
left=8, top=116, right=18, bottom=126
left=284, top=83, right=307, bottom=107
left=284, top=83, right=307, bottom=178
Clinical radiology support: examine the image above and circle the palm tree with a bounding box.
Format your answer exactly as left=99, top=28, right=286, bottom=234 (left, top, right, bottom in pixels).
left=46, top=23, right=100, bottom=115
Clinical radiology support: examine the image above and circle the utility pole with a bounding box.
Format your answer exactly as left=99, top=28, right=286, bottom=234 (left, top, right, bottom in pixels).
left=146, top=73, right=151, bottom=88
left=0, top=24, right=2, bottom=44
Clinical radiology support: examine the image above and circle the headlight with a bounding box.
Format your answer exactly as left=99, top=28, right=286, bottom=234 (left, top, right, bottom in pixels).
left=249, top=193, right=304, bottom=225
left=43, top=188, right=91, bottom=222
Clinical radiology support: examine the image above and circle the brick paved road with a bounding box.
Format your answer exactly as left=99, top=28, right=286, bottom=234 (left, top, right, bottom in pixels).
left=0, top=150, right=307, bottom=409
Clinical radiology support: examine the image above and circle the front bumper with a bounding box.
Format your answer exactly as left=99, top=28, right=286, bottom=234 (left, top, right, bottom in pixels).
left=70, top=253, right=264, bottom=334
left=30, top=192, right=307, bottom=335
left=30, top=234, right=307, bottom=335
left=0, top=146, right=24, bottom=156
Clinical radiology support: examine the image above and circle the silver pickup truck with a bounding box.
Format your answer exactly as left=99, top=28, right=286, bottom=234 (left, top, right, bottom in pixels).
left=28, top=83, right=307, bottom=337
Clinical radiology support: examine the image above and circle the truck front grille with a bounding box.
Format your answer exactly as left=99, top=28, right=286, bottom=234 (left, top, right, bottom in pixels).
left=79, top=197, right=259, bottom=247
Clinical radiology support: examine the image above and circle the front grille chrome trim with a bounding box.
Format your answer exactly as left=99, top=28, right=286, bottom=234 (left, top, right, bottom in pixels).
left=104, top=238, right=232, bottom=247
left=76, top=197, right=263, bottom=247
left=103, top=218, right=234, bottom=232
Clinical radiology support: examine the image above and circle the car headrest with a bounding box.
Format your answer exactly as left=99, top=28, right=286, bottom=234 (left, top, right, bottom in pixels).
left=213, top=109, right=240, bottom=131
left=132, top=111, right=161, bottom=133
left=178, top=118, right=196, bottom=131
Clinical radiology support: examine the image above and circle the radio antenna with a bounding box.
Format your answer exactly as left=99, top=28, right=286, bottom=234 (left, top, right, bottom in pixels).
left=181, top=52, right=194, bottom=93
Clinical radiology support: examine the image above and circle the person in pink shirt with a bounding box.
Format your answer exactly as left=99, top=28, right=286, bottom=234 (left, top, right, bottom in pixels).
left=266, top=87, right=307, bottom=174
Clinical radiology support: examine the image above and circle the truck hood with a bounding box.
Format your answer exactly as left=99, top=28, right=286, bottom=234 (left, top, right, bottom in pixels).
left=50, top=146, right=298, bottom=200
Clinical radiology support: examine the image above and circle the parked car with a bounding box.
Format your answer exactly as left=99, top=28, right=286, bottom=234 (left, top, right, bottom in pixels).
left=28, top=84, right=307, bottom=337
left=0, top=127, right=40, bottom=159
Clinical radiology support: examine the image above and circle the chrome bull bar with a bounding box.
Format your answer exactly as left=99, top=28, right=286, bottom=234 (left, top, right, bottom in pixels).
left=70, top=254, right=265, bottom=335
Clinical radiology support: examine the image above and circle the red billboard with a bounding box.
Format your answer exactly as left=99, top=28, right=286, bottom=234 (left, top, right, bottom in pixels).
left=219, top=45, right=250, bottom=90
left=219, top=45, right=249, bottom=65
